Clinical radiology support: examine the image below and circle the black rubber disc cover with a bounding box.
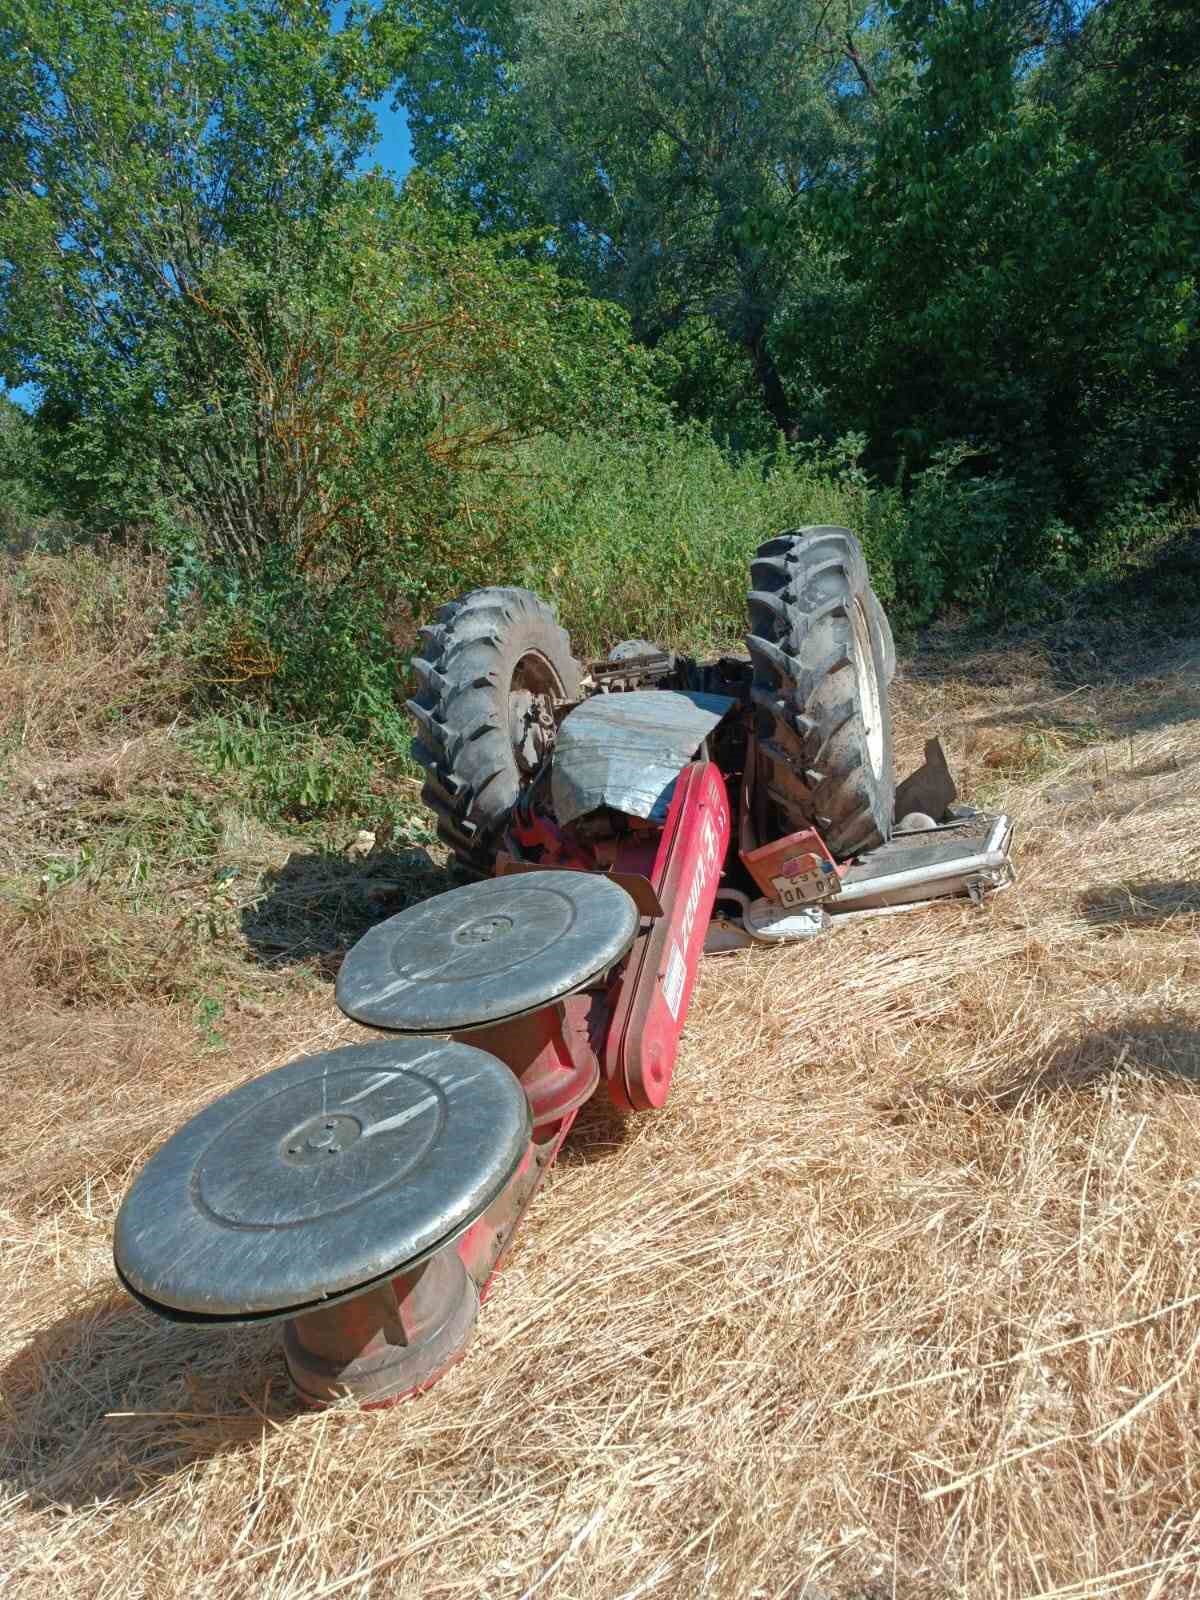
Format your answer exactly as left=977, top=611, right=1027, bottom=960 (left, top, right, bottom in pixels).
left=335, top=870, right=640, bottom=1034
left=113, top=1038, right=530, bottom=1323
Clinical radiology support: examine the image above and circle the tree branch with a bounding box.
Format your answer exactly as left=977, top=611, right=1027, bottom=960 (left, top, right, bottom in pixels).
left=843, top=31, right=879, bottom=98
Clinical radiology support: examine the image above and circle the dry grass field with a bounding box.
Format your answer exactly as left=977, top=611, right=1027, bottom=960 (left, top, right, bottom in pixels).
left=2, top=545, right=1200, bottom=1599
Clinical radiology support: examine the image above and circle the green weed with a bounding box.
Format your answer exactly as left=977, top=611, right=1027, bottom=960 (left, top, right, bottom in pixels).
left=191, top=712, right=420, bottom=830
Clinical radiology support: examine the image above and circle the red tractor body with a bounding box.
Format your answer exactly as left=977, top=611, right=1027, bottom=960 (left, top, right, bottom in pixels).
left=111, top=536, right=1016, bottom=1413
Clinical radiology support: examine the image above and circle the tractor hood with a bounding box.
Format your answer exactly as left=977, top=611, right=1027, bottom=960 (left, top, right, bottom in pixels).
left=550, top=689, right=735, bottom=827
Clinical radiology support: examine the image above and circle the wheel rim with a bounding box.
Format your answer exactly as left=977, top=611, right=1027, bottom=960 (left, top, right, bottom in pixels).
left=508, top=652, right=566, bottom=779
left=851, top=597, right=886, bottom=780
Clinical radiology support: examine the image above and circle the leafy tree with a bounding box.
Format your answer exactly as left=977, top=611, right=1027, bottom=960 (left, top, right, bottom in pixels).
left=0, top=392, right=45, bottom=545
left=182, top=184, right=657, bottom=588
left=1045, top=0, right=1200, bottom=512
left=0, top=0, right=417, bottom=542
left=785, top=0, right=1198, bottom=543
left=401, top=0, right=899, bottom=435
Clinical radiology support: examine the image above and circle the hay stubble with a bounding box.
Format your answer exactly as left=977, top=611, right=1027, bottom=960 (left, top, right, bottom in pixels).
left=3, top=614, right=1200, bottom=1598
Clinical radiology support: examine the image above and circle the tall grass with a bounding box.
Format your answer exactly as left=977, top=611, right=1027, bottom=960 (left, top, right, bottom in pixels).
left=489, top=429, right=899, bottom=656
left=8, top=426, right=1185, bottom=756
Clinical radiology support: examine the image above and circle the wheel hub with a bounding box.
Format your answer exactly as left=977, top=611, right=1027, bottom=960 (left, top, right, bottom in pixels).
left=851, top=597, right=886, bottom=780
left=509, top=653, right=562, bottom=778
left=283, top=1113, right=362, bottom=1165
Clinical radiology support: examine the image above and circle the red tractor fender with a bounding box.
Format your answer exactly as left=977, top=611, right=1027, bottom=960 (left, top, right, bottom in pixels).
left=606, top=760, right=731, bottom=1111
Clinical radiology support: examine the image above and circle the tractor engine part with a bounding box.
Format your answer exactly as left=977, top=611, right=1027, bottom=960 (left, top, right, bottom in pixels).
left=746, top=526, right=895, bottom=857
left=590, top=640, right=676, bottom=692
left=407, top=588, right=580, bottom=874
left=112, top=1038, right=530, bottom=1405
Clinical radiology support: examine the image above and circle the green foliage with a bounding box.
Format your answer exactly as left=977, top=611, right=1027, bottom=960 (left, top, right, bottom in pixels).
left=790, top=0, right=1198, bottom=540
left=174, top=184, right=658, bottom=582
left=0, top=0, right=655, bottom=571
left=0, top=0, right=417, bottom=540
left=890, top=445, right=1082, bottom=618
left=649, top=322, right=779, bottom=454
left=175, top=549, right=410, bottom=745
left=401, top=0, right=896, bottom=432
left=3, top=0, right=1197, bottom=672
left=462, top=426, right=899, bottom=655
left=0, top=0, right=660, bottom=726
left=192, top=710, right=419, bottom=826
left=0, top=394, right=42, bottom=546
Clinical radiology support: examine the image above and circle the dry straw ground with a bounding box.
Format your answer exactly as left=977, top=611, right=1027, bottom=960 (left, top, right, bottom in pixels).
left=2, top=548, right=1200, bottom=1599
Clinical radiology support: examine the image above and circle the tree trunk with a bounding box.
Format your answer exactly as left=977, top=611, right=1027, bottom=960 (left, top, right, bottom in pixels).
left=746, top=329, right=798, bottom=440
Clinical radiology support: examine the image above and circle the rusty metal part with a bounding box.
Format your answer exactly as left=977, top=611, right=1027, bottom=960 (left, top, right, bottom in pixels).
left=450, top=991, right=602, bottom=1287
left=550, top=689, right=735, bottom=827
left=740, top=824, right=841, bottom=907
left=455, top=1115, right=577, bottom=1298
left=460, top=996, right=601, bottom=1131
left=893, top=737, right=958, bottom=823
left=284, top=1248, right=478, bottom=1407
left=588, top=645, right=676, bottom=693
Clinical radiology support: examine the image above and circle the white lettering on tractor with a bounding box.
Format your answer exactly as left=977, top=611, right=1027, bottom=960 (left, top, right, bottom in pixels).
left=679, top=812, right=722, bottom=957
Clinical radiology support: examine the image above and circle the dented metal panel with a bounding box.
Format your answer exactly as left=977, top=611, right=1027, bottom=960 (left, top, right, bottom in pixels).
left=551, top=689, right=735, bottom=826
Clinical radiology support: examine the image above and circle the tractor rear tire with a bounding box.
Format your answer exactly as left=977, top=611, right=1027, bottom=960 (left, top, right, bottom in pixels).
left=746, top=527, right=895, bottom=858
left=407, top=587, right=581, bottom=874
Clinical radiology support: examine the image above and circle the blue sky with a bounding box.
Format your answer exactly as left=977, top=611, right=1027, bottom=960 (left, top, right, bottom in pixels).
left=372, top=100, right=414, bottom=183
left=3, top=100, right=415, bottom=413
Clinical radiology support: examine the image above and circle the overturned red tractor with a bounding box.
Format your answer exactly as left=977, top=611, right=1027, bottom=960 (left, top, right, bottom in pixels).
left=113, top=529, right=1013, bottom=1407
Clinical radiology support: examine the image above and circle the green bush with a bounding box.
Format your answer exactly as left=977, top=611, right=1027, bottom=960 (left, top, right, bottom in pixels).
left=191, top=710, right=420, bottom=828
left=169, top=548, right=410, bottom=749
left=460, top=427, right=899, bottom=657
left=156, top=412, right=1182, bottom=755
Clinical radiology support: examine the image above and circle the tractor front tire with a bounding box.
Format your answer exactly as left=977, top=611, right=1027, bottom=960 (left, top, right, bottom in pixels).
left=747, top=527, right=895, bottom=858
left=407, top=587, right=581, bottom=874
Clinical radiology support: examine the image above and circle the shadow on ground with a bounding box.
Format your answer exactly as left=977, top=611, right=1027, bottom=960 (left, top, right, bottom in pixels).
left=0, top=1133, right=628, bottom=1514
left=241, top=845, right=458, bottom=970
left=1077, top=878, right=1200, bottom=930
left=558, top=1086, right=639, bottom=1167
left=882, top=1014, right=1200, bottom=1124
left=904, top=525, right=1200, bottom=739
left=0, top=1293, right=302, bottom=1509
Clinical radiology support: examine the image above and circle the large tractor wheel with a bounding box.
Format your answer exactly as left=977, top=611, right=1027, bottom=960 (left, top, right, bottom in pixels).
left=746, top=527, right=895, bottom=858
left=407, top=587, right=581, bottom=873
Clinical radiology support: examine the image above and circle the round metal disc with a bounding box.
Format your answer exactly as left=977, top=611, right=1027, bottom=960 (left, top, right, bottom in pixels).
left=335, top=870, right=640, bottom=1034
left=113, top=1038, right=530, bottom=1323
